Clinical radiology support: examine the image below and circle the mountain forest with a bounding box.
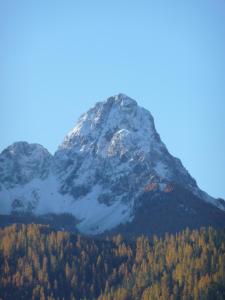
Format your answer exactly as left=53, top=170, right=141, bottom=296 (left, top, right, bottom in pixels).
left=0, top=224, right=225, bottom=300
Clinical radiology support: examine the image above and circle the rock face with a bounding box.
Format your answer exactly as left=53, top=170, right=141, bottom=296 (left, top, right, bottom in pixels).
left=0, top=142, right=52, bottom=188
left=55, top=94, right=196, bottom=195
left=0, top=94, right=224, bottom=235
left=0, top=142, right=57, bottom=214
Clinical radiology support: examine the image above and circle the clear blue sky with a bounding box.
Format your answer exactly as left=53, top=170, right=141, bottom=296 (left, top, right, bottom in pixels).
left=0, top=0, right=225, bottom=199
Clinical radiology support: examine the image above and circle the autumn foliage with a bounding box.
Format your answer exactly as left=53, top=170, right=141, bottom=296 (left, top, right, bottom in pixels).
left=0, top=224, right=225, bottom=299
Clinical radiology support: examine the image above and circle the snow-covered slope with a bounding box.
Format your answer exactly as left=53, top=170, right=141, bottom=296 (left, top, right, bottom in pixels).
left=55, top=94, right=197, bottom=197
left=0, top=94, right=224, bottom=234
left=0, top=142, right=60, bottom=214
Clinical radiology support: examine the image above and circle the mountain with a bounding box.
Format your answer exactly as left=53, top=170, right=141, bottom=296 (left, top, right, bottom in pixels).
left=0, top=94, right=225, bottom=236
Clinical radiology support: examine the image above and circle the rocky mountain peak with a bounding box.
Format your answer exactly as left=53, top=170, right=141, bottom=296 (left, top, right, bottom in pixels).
left=0, top=94, right=224, bottom=235
left=52, top=95, right=203, bottom=234
left=56, top=94, right=157, bottom=158
left=106, top=93, right=137, bottom=108
left=0, top=142, right=52, bottom=188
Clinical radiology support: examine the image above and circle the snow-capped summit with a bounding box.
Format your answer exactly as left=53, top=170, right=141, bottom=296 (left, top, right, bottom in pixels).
left=108, top=93, right=137, bottom=106
left=55, top=94, right=196, bottom=192
left=0, top=142, right=52, bottom=188
left=0, top=94, right=225, bottom=235
left=57, top=94, right=156, bottom=156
